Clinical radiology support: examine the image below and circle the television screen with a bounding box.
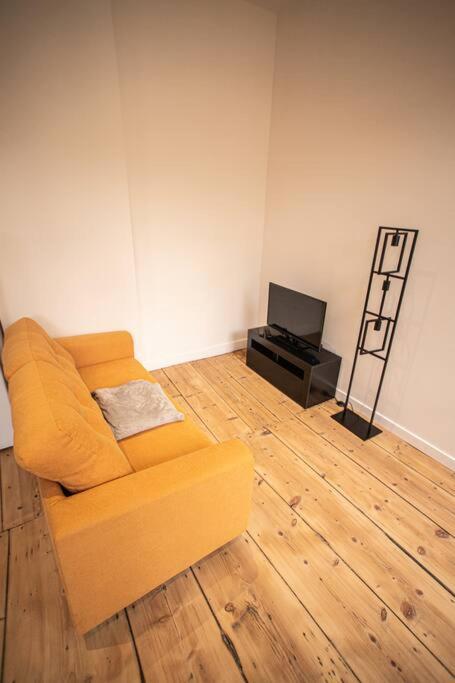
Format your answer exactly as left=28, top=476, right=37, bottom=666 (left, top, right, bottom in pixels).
left=267, top=283, right=327, bottom=351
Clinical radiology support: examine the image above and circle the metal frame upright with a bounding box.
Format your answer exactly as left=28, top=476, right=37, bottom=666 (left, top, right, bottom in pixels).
left=332, top=226, right=419, bottom=440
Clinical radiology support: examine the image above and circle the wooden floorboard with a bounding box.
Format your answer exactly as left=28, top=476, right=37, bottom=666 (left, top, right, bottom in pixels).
left=127, top=570, right=244, bottom=682
left=211, top=353, right=300, bottom=420
left=193, top=358, right=278, bottom=430
left=248, top=428, right=455, bottom=670
left=0, top=526, right=5, bottom=682
left=296, top=408, right=455, bottom=534
left=0, top=451, right=3, bottom=532
left=3, top=351, right=454, bottom=681
left=0, top=618, right=4, bottom=678
left=165, top=359, right=455, bottom=676
left=150, top=368, right=215, bottom=440
left=250, top=475, right=451, bottom=681
left=319, top=400, right=455, bottom=497
left=270, top=417, right=455, bottom=592
left=0, top=531, right=8, bottom=621
left=1, top=448, right=41, bottom=530
left=164, top=363, right=252, bottom=441
left=150, top=367, right=182, bottom=398
left=194, top=534, right=355, bottom=682
left=374, top=433, right=455, bottom=496
left=175, top=394, right=217, bottom=441
left=204, top=354, right=455, bottom=588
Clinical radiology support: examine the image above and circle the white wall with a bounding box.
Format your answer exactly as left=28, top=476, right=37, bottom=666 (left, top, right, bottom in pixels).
left=260, top=0, right=455, bottom=464
left=0, top=0, right=275, bottom=370
left=0, top=378, right=13, bottom=449
left=111, top=0, right=276, bottom=367
left=0, top=0, right=139, bottom=340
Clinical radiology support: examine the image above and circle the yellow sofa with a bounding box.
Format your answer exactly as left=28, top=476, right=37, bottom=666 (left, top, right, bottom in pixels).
left=2, top=318, right=253, bottom=633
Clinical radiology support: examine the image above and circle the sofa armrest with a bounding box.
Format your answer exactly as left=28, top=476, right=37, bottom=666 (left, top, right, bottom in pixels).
left=42, top=439, right=254, bottom=633
left=55, top=330, right=134, bottom=368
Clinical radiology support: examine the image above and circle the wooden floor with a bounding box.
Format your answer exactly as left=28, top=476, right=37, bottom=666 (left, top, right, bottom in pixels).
left=1, top=350, right=454, bottom=682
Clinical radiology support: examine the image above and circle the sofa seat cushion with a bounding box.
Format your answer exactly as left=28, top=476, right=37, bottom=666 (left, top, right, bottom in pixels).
left=3, top=319, right=133, bottom=492
left=118, top=412, right=213, bottom=472
left=79, top=358, right=213, bottom=471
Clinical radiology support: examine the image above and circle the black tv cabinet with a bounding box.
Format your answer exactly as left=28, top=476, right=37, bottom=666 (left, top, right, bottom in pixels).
left=246, top=327, right=341, bottom=409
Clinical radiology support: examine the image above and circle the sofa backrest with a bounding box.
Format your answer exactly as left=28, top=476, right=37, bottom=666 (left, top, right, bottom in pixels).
left=2, top=318, right=132, bottom=492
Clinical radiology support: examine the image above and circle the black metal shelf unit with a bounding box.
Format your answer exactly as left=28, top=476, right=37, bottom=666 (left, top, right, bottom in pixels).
left=332, top=225, right=419, bottom=440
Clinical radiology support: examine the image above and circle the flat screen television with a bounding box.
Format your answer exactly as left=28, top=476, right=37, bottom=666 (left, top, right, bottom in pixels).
left=267, top=282, right=327, bottom=352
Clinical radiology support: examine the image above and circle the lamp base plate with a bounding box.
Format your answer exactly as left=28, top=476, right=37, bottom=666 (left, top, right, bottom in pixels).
left=331, top=409, right=382, bottom=441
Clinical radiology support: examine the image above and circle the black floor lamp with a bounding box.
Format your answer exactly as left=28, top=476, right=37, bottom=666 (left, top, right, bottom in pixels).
left=332, top=226, right=419, bottom=440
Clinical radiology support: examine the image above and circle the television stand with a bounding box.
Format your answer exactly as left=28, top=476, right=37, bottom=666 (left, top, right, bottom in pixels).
left=247, top=327, right=341, bottom=409
left=264, top=331, right=319, bottom=365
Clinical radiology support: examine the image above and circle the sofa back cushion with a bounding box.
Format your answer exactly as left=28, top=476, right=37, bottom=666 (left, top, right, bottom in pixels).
left=3, top=317, right=76, bottom=377
left=2, top=318, right=132, bottom=492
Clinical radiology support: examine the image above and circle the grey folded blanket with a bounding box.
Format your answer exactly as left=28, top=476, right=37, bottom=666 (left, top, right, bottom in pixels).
left=92, top=380, right=184, bottom=440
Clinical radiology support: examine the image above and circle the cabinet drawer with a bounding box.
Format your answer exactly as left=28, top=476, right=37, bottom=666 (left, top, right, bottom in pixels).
left=247, top=347, right=305, bottom=405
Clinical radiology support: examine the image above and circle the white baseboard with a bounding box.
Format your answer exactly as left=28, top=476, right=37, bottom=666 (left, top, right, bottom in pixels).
left=146, top=338, right=247, bottom=371
left=335, top=388, right=455, bottom=471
